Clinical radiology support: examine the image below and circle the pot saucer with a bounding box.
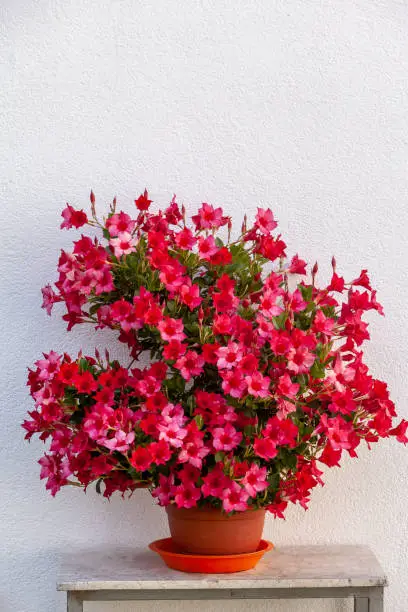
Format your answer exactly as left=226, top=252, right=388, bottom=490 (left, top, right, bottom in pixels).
left=149, top=538, right=274, bottom=573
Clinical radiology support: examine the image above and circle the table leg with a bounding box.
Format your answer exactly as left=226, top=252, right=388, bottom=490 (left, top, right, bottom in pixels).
left=354, top=591, right=384, bottom=612
left=354, top=598, right=369, bottom=612
left=368, top=590, right=384, bottom=612
left=67, top=592, right=83, bottom=612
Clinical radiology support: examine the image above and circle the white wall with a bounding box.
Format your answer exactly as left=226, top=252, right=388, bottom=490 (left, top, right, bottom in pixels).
left=1, top=1, right=408, bottom=611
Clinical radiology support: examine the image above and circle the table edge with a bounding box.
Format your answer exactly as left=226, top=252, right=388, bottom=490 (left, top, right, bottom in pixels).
left=57, top=576, right=387, bottom=591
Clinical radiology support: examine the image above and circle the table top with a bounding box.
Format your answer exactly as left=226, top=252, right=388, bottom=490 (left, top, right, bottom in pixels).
left=57, top=545, right=386, bottom=592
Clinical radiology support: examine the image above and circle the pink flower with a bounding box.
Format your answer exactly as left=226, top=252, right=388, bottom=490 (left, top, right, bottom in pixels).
left=260, top=290, right=283, bottom=317
left=213, top=423, right=242, bottom=452
left=313, top=310, right=335, bottom=336
left=106, top=212, right=135, bottom=236
left=318, top=414, right=356, bottom=451
left=276, top=373, right=299, bottom=398
left=60, top=204, right=88, bottom=230
left=179, top=283, right=202, bottom=310
left=152, top=474, right=175, bottom=506
left=35, top=351, right=61, bottom=381
left=110, top=232, right=137, bottom=257
left=83, top=405, right=115, bottom=440
left=276, top=398, right=297, bottom=419
left=159, top=263, right=186, bottom=292
left=41, top=285, right=60, bottom=315
left=135, top=375, right=162, bottom=397
left=287, top=347, right=315, bottom=374
left=256, top=314, right=275, bottom=339
left=242, top=464, right=269, bottom=497
left=192, top=203, right=227, bottom=230
left=221, top=370, right=247, bottom=398
left=254, top=437, right=278, bottom=460
left=198, top=235, right=219, bottom=261
left=216, top=342, right=243, bottom=370
left=38, top=453, right=70, bottom=496
left=174, top=351, right=204, bottom=381
left=178, top=441, right=210, bottom=469
left=158, top=317, right=186, bottom=342
left=161, top=403, right=185, bottom=426
left=103, top=430, right=135, bottom=452
left=288, top=289, right=307, bottom=312
left=158, top=421, right=187, bottom=448
left=201, top=467, right=229, bottom=498
left=221, top=481, right=249, bottom=512
left=175, top=228, right=197, bottom=249
left=174, top=483, right=201, bottom=508
left=245, top=372, right=271, bottom=398
left=255, top=208, right=277, bottom=235
left=326, top=355, right=354, bottom=392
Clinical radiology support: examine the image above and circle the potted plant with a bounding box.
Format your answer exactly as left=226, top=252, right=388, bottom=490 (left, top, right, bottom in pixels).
left=24, top=191, right=407, bottom=559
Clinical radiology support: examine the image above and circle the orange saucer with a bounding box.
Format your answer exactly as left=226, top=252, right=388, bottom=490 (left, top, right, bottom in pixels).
left=149, top=538, right=274, bottom=573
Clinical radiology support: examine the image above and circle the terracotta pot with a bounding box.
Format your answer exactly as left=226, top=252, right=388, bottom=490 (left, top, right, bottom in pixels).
left=166, top=505, right=266, bottom=555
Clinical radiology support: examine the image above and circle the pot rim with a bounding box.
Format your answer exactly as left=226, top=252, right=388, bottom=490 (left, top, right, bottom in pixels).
left=165, top=505, right=266, bottom=521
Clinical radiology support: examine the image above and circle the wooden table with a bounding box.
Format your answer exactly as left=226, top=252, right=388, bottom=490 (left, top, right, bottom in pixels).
left=58, top=545, right=386, bottom=611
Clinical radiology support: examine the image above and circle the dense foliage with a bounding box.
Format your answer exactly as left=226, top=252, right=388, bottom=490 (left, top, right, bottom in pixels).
left=23, top=191, right=407, bottom=517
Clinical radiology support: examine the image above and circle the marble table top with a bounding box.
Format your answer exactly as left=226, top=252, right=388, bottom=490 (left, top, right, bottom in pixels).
left=57, top=545, right=386, bottom=592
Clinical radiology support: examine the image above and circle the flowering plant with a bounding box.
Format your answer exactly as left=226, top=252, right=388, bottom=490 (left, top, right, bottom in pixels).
left=24, top=191, right=407, bottom=517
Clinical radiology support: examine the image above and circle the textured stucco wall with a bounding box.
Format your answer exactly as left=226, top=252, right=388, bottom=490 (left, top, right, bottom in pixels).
left=1, top=1, right=408, bottom=611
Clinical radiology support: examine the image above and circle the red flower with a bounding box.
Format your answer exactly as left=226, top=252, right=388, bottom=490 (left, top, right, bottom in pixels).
left=149, top=440, right=172, bottom=465
left=60, top=204, right=88, bottom=230
left=254, top=437, right=278, bottom=460
left=210, top=247, right=232, bottom=266
left=135, top=189, right=152, bottom=211
left=288, top=254, right=307, bottom=275
left=73, top=371, right=98, bottom=394
left=256, top=235, right=286, bottom=261
left=130, top=447, right=152, bottom=472
left=25, top=190, right=403, bottom=512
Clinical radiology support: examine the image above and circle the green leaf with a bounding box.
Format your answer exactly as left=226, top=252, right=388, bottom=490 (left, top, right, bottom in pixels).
left=310, top=359, right=326, bottom=379
left=214, top=451, right=225, bottom=463
left=273, top=312, right=288, bottom=330
left=193, top=414, right=204, bottom=430
left=299, top=284, right=313, bottom=302
left=267, top=472, right=280, bottom=490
